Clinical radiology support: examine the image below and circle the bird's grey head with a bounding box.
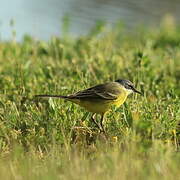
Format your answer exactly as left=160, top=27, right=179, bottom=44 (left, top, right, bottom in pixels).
left=115, top=79, right=142, bottom=95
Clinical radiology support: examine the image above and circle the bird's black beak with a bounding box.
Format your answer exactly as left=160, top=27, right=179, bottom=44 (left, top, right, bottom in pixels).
left=133, top=88, right=142, bottom=95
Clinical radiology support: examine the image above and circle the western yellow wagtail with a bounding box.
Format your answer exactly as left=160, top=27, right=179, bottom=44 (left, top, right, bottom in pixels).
left=35, top=79, right=142, bottom=132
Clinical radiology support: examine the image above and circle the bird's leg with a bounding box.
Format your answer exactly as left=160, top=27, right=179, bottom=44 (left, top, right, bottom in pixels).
left=91, top=113, right=101, bottom=130
left=100, top=113, right=105, bottom=132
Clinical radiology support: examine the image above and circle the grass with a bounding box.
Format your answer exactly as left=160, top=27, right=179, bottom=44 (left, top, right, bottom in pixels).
left=0, top=17, right=179, bottom=179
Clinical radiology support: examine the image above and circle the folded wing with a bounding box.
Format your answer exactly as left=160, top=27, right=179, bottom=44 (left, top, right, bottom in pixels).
left=68, top=82, right=122, bottom=100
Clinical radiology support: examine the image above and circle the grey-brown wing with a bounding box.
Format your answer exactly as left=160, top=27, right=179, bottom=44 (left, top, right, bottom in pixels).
left=68, top=82, right=121, bottom=100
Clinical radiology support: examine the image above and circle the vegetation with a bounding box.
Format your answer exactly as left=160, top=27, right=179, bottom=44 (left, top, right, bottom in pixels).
left=0, top=17, right=179, bottom=179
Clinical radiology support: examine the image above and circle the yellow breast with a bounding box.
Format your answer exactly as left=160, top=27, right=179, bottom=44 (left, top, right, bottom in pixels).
left=113, top=93, right=128, bottom=107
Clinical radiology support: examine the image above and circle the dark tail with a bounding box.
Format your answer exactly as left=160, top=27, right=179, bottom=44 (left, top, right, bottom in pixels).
left=34, top=94, right=68, bottom=99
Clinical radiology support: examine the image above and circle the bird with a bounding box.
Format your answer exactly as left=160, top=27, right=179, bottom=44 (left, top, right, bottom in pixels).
left=35, top=79, right=142, bottom=132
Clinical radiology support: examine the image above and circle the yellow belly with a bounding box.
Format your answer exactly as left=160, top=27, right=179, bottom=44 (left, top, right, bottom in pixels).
left=69, top=93, right=128, bottom=114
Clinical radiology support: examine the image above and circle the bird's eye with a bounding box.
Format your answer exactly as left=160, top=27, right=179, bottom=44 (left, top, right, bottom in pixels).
left=125, top=84, right=131, bottom=89
left=127, top=84, right=134, bottom=89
